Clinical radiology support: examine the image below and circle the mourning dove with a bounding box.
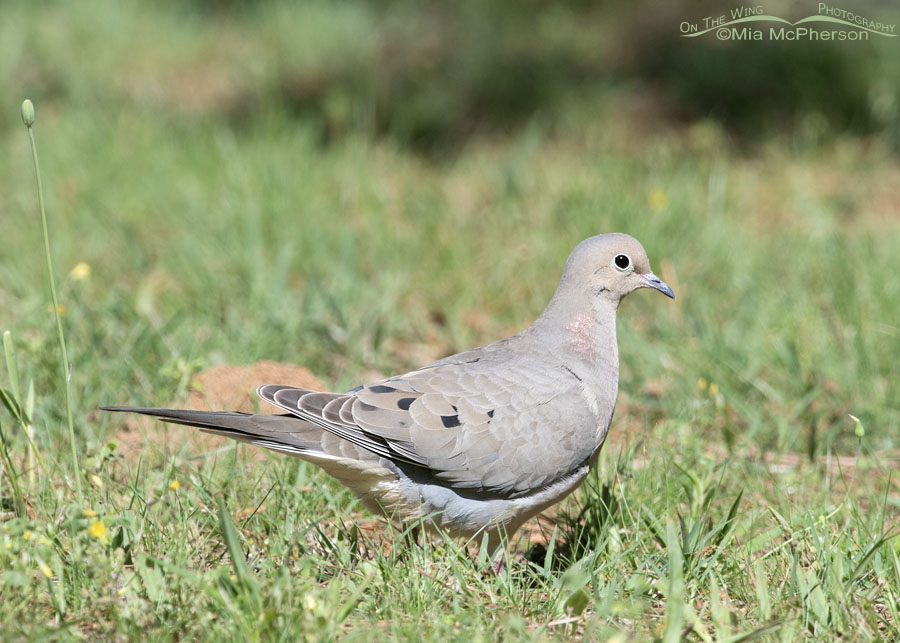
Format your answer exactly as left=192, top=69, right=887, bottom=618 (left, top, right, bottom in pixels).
left=104, top=233, right=673, bottom=547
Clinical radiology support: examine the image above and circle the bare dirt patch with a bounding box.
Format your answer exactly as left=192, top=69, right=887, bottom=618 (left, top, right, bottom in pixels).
left=114, top=360, right=325, bottom=462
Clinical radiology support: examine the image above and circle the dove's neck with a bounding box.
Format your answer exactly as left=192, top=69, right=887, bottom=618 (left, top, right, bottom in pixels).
left=532, top=287, right=620, bottom=390
left=529, top=288, right=621, bottom=448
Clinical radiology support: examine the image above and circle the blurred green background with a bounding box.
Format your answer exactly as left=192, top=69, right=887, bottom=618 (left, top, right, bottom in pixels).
left=1, top=0, right=899, bottom=638
left=2, top=0, right=896, bottom=445
left=4, top=0, right=899, bottom=150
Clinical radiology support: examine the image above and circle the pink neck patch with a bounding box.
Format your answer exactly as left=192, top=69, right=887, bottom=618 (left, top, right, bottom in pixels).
left=565, top=313, right=595, bottom=359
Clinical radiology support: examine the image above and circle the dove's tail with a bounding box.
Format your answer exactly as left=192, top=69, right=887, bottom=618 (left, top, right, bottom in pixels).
left=102, top=406, right=400, bottom=502
left=100, top=406, right=324, bottom=457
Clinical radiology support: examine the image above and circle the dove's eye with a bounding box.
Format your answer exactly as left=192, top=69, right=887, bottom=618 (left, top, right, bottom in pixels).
left=612, top=254, right=632, bottom=272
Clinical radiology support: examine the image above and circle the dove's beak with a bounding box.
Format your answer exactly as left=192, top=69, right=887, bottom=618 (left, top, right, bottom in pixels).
left=640, top=272, right=675, bottom=299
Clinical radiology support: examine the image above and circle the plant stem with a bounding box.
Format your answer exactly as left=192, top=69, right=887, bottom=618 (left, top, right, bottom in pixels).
left=23, top=106, right=82, bottom=501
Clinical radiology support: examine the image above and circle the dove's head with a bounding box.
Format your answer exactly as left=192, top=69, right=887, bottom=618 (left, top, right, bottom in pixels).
left=537, top=233, right=673, bottom=362
left=563, top=233, right=674, bottom=303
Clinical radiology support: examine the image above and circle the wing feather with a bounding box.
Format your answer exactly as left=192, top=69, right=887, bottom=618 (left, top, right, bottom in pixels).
left=254, top=348, right=601, bottom=497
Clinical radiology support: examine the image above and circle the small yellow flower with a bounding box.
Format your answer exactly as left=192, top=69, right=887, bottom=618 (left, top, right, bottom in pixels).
left=70, top=262, right=91, bottom=280
left=169, top=479, right=180, bottom=491
left=698, top=378, right=707, bottom=392
left=90, top=474, right=103, bottom=489
left=305, top=595, right=318, bottom=612
left=648, top=188, right=669, bottom=213
left=88, top=521, right=107, bottom=540
left=709, top=382, right=719, bottom=396
left=48, top=303, right=66, bottom=316
left=84, top=509, right=98, bottom=517
left=23, top=531, right=32, bottom=541
left=40, top=564, right=53, bottom=578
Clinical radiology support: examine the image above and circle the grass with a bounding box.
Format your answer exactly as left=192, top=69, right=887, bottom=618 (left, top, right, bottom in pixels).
left=2, top=1, right=900, bottom=640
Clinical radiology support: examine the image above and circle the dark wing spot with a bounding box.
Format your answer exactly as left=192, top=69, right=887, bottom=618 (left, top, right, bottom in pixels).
left=487, top=409, right=494, bottom=418
left=397, top=397, right=415, bottom=411
left=440, top=415, right=461, bottom=428
left=368, top=385, right=396, bottom=393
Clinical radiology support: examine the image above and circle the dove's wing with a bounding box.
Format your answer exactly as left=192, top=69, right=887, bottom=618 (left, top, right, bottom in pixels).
left=259, top=347, right=602, bottom=498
